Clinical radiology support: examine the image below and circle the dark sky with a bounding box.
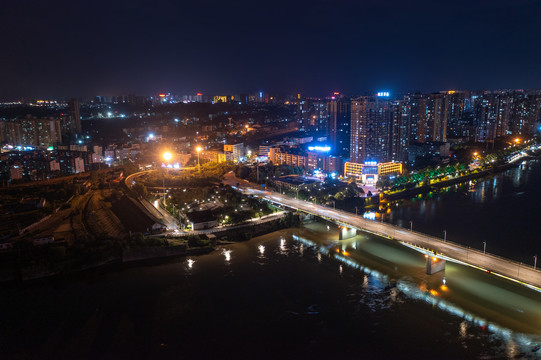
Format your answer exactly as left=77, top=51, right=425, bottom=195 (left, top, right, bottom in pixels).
left=1, top=0, right=541, bottom=99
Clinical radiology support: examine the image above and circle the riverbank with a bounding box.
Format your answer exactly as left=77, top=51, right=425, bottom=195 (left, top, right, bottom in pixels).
left=383, top=153, right=538, bottom=201
left=0, top=213, right=300, bottom=284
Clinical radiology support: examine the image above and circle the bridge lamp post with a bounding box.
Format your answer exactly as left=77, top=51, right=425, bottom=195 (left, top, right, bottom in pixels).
left=535, top=255, right=538, bottom=270
left=483, top=241, right=486, bottom=254
left=355, top=206, right=358, bottom=216
left=409, top=220, right=413, bottom=232
left=443, top=230, right=447, bottom=242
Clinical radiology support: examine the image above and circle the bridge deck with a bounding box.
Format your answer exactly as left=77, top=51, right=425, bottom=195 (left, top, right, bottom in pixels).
left=243, top=187, right=541, bottom=291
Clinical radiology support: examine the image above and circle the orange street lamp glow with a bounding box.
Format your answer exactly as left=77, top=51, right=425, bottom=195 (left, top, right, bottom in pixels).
left=196, top=146, right=202, bottom=171
left=515, top=138, right=520, bottom=144
left=163, top=152, right=172, bottom=161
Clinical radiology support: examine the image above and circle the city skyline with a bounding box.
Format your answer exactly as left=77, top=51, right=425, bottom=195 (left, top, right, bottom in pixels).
left=2, top=1, right=541, bottom=358
left=2, top=0, right=541, bottom=99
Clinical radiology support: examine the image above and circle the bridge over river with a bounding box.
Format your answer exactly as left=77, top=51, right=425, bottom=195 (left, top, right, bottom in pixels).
left=239, top=185, right=541, bottom=292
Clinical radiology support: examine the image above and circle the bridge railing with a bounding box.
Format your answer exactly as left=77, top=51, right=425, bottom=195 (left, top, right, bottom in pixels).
left=330, top=206, right=540, bottom=272
left=245, top=186, right=541, bottom=275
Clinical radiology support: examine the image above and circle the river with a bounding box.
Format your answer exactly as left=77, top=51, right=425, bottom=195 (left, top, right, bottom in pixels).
left=1, top=160, right=541, bottom=359
left=383, top=158, right=541, bottom=264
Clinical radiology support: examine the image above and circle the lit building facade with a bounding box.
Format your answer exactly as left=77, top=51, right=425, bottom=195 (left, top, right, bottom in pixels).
left=350, top=95, right=393, bottom=164
left=344, top=161, right=403, bottom=184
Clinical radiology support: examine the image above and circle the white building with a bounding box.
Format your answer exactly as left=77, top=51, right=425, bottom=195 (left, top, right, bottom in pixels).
left=74, top=157, right=85, bottom=173
left=224, top=143, right=245, bottom=161
left=91, top=153, right=102, bottom=163
left=49, top=160, right=60, bottom=171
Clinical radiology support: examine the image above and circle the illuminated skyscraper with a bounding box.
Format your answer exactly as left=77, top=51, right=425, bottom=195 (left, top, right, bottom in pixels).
left=350, top=95, right=393, bottom=163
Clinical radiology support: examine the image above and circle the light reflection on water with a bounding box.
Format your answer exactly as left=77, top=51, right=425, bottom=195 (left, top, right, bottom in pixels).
left=222, top=248, right=232, bottom=262
left=279, top=236, right=287, bottom=255
left=386, top=159, right=541, bottom=263
left=291, top=232, right=541, bottom=353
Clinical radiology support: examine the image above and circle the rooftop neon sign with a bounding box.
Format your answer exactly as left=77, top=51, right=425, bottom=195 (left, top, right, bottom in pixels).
left=308, top=146, right=331, bottom=152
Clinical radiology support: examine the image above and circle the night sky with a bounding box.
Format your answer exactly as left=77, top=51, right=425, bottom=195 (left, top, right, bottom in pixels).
left=1, top=0, right=541, bottom=99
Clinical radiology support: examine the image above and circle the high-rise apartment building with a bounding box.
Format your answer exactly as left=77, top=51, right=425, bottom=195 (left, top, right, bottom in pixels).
left=327, top=97, right=350, bottom=157
left=444, top=91, right=467, bottom=139
left=391, top=100, right=410, bottom=162
left=426, top=93, right=447, bottom=142
left=350, top=95, right=393, bottom=164
left=509, top=92, right=540, bottom=135
left=298, top=100, right=328, bottom=133
left=15, top=116, right=62, bottom=147
left=405, top=93, right=428, bottom=143
left=67, top=98, right=82, bottom=134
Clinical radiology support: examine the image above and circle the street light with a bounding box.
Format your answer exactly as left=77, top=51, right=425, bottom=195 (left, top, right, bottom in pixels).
left=443, top=230, right=447, bottom=242
left=483, top=241, right=486, bottom=254
left=534, top=255, right=538, bottom=270
left=196, top=146, right=202, bottom=172
left=162, top=152, right=172, bottom=207
left=409, top=220, right=413, bottom=232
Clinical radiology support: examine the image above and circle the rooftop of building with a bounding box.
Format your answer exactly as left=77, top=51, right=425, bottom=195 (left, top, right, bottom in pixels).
left=186, top=209, right=217, bottom=224
left=274, top=175, right=317, bottom=186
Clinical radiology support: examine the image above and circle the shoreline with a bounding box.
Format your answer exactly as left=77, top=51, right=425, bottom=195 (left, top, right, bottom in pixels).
left=383, top=154, right=539, bottom=201
left=0, top=214, right=299, bottom=285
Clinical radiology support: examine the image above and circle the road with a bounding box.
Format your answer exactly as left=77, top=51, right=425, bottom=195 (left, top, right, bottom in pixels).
left=125, top=170, right=179, bottom=230
left=224, top=172, right=541, bottom=291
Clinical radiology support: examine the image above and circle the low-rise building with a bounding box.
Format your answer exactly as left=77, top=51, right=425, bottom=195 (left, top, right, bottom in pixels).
left=187, top=210, right=218, bottom=230
left=344, top=161, right=403, bottom=184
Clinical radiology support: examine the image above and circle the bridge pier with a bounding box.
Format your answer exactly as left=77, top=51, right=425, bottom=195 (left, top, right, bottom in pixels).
left=426, top=256, right=446, bottom=275
left=339, top=226, right=357, bottom=240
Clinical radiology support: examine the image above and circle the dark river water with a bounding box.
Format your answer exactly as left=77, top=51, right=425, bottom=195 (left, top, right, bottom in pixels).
left=384, top=159, right=541, bottom=264
left=2, top=160, right=541, bottom=360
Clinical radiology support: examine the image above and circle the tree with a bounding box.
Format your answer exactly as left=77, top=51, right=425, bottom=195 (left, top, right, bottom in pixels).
left=344, top=183, right=358, bottom=198
left=133, top=183, right=148, bottom=198
left=376, top=176, right=392, bottom=191
left=237, top=166, right=251, bottom=179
